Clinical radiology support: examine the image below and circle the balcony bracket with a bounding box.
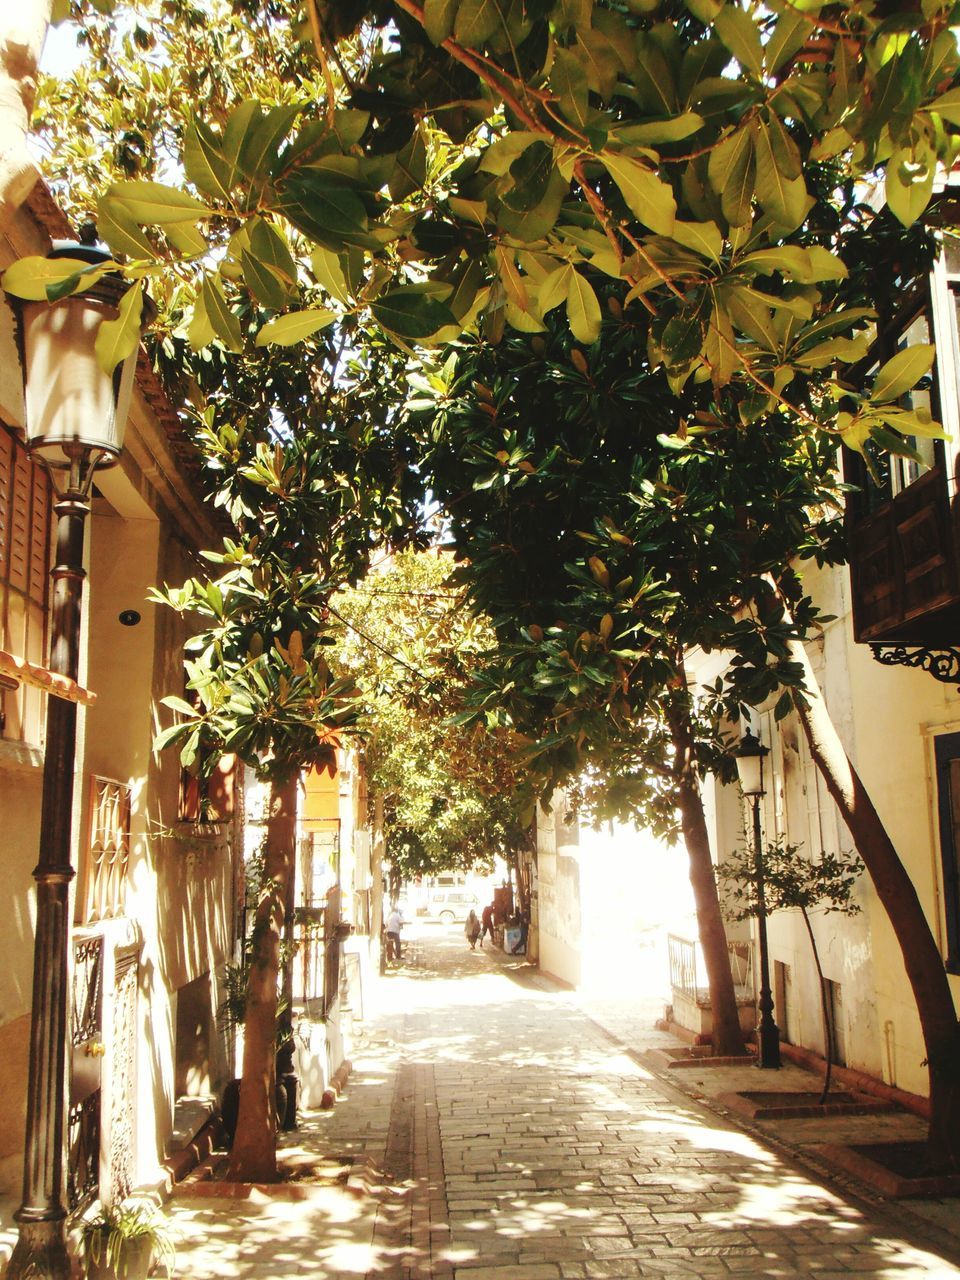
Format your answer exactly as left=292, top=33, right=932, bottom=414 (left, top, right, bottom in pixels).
left=870, top=644, right=960, bottom=685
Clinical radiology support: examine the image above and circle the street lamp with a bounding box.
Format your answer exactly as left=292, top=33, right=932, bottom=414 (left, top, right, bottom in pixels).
left=732, top=727, right=781, bottom=1069
left=6, top=236, right=151, bottom=1280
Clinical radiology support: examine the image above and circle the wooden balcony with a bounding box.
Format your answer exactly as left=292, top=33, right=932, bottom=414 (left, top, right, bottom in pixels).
left=849, top=465, right=960, bottom=644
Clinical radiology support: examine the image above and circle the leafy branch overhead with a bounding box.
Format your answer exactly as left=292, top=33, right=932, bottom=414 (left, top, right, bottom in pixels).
left=8, top=0, right=960, bottom=461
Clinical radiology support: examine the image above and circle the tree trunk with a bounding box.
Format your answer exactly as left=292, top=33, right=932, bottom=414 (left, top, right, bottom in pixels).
left=227, top=773, right=298, bottom=1181
left=667, top=676, right=746, bottom=1058
left=799, top=907, right=834, bottom=1104
left=783, top=628, right=960, bottom=1167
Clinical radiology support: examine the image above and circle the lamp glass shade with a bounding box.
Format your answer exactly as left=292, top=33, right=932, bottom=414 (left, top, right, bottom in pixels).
left=734, top=729, right=768, bottom=796
left=21, top=293, right=135, bottom=467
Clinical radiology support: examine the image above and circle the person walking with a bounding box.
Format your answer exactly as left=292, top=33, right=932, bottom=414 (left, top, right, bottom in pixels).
left=480, top=901, right=495, bottom=947
left=465, top=908, right=481, bottom=950
left=385, top=904, right=402, bottom=963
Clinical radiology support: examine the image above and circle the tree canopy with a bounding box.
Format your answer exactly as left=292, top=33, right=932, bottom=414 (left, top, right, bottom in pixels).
left=333, top=549, right=534, bottom=879
left=8, top=0, right=958, bottom=472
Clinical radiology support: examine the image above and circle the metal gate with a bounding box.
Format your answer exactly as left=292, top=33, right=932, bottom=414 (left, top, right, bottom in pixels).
left=108, top=945, right=139, bottom=1201
left=68, top=936, right=103, bottom=1211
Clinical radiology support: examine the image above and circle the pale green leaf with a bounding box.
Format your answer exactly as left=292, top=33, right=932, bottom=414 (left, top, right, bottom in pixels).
left=870, top=344, right=935, bottom=403
left=255, top=308, right=336, bottom=346
left=107, top=180, right=210, bottom=226
left=602, top=153, right=676, bottom=236
left=671, top=220, right=723, bottom=261
left=94, top=280, right=144, bottom=374
left=187, top=291, right=215, bottom=351
left=615, top=112, right=705, bottom=147
left=1, top=256, right=102, bottom=301
left=753, top=120, right=808, bottom=231
left=201, top=277, right=243, bottom=352
left=311, top=246, right=352, bottom=304
left=714, top=5, right=764, bottom=76
left=565, top=270, right=601, bottom=344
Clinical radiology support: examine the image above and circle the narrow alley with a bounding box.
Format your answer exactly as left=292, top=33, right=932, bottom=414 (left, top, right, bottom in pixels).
left=168, top=929, right=960, bottom=1280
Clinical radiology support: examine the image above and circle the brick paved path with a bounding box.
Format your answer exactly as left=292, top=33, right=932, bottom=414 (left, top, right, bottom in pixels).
left=167, top=926, right=960, bottom=1278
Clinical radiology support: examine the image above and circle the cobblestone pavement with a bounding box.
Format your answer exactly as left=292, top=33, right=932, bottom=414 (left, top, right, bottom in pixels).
left=167, top=925, right=960, bottom=1279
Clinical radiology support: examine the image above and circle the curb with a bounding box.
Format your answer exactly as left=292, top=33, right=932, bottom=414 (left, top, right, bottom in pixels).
left=320, top=1057, right=353, bottom=1110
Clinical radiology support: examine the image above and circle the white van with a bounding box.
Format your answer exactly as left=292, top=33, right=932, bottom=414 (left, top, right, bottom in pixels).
left=422, top=888, right=481, bottom=923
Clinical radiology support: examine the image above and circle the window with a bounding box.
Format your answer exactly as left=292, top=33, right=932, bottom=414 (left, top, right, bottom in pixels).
left=934, top=731, right=960, bottom=973
left=0, top=424, right=52, bottom=744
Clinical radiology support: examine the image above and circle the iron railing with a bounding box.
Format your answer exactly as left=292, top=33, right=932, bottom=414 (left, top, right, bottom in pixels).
left=668, top=933, right=754, bottom=1005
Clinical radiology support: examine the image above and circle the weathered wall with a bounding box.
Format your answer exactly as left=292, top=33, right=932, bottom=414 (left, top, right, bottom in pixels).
left=747, top=559, right=959, bottom=1097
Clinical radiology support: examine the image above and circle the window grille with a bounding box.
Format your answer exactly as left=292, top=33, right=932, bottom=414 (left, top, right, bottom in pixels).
left=81, top=775, right=132, bottom=922
left=0, top=424, right=52, bottom=744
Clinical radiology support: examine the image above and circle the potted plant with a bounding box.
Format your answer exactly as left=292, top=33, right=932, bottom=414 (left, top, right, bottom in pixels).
left=79, top=1201, right=175, bottom=1280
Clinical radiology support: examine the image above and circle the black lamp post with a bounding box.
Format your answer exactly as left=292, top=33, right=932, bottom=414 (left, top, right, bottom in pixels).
left=6, top=238, right=151, bottom=1280
left=733, top=727, right=781, bottom=1070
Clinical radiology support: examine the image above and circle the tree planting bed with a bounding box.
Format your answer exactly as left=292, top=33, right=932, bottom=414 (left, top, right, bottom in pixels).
left=646, top=1045, right=757, bottom=1070
left=817, top=1141, right=960, bottom=1198
left=717, top=1090, right=898, bottom=1120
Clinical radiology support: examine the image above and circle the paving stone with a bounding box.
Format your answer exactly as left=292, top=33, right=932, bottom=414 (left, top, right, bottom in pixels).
left=156, top=927, right=960, bottom=1280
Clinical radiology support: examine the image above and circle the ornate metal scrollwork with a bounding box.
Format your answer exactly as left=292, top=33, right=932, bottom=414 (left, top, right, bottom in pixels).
left=870, top=644, right=960, bottom=684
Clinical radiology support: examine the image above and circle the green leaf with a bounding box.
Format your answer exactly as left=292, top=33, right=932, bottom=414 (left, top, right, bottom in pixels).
left=107, top=180, right=210, bottom=225
left=929, top=86, right=960, bottom=126
left=94, top=280, right=144, bottom=374
left=538, top=264, right=573, bottom=314
left=714, top=5, right=764, bottom=77
left=1, top=256, right=103, bottom=301
left=885, top=144, right=935, bottom=229
left=96, top=197, right=158, bottom=260
left=160, top=695, right=200, bottom=718
left=187, top=291, right=215, bottom=351
left=614, top=112, right=705, bottom=147
left=764, top=110, right=802, bottom=180
left=311, top=246, right=352, bottom=304
left=753, top=120, right=807, bottom=231
left=765, top=8, right=810, bottom=74
left=671, top=220, right=723, bottom=261
left=277, top=173, right=369, bottom=248
left=552, top=46, right=590, bottom=130
left=454, top=0, right=500, bottom=47
left=201, top=277, right=243, bottom=352
left=577, top=28, right=622, bottom=98
left=371, top=287, right=456, bottom=340
left=183, top=119, right=235, bottom=202
left=165, top=221, right=207, bottom=257
left=241, top=251, right=288, bottom=310
left=870, top=344, right=935, bottom=403
left=255, top=308, right=336, bottom=346
left=660, top=310, right=705, bottom=366
left=424, top=0, right=457, bottom=42
left=707, top=127, right=755, bottom=228
left=565, top=271, right=601, bottom=344
left=249, top=219, right=298, bottom=284
left=390, top=125, right=428, bottom=201
left=240, top=104, right=301, bottom=180
left=602, top=153, right=676, bottom=236
left=478, top=132, right=543, bottom=176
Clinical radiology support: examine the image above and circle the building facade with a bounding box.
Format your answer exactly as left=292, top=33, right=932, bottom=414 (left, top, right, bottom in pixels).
left=0, top=182, right=242, bottom=1230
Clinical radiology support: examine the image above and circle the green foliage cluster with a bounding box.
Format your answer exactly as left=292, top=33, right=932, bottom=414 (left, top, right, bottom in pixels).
left=719, top=838, right=865, bottom=920
left=333, top=550, right=534, bottom=878
left=405, top=286, right=847, bottom=818
left=150, top=378, right=424, bottom=779
left=9, top=0, right=959, bottom=473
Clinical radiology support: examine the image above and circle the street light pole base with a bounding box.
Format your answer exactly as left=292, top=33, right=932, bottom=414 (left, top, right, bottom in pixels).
left=757, top=1021, right=782, bottom=1070
left=5, top=1218, right=71, bottom=1280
